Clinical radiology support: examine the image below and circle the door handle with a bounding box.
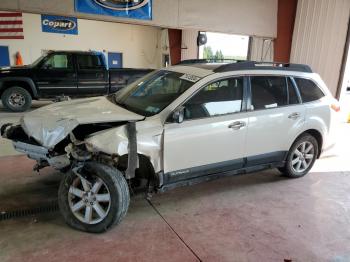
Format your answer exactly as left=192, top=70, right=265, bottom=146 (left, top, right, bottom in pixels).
left=228, top=121, right=246, bottom=130
left=96, top=73, right=104, bottom=78
left=288, top=112, right=301, bottom=119
left=67, top=73, right=76, bottom=78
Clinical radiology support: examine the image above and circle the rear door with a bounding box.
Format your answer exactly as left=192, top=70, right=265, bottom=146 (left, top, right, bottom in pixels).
left=245, top=75, right=306, bottom=166
left=35, top=53, right=77, bottom=97
left=76, top=53, right=109, bottom=96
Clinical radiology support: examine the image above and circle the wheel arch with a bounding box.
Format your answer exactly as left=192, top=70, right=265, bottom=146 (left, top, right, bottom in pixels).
left=0, top=78, right=38, bottom=98
left=117, top=153, right=159, bottom=187
left=293, top=129, right=323, bottom=158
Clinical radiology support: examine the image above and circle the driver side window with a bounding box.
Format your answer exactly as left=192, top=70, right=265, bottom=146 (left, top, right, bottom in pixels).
left=42, top=54, right=73, bottom=69
left=184, top=77, right=244, bottom=120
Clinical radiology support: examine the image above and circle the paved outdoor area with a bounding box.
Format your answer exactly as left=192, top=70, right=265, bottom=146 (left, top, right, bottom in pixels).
left=0, top=96, right=349, bottom=261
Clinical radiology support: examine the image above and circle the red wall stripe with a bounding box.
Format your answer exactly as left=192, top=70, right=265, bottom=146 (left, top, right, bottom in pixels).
left=0, top=36, right=24, bottom=39
left=0, top=12, right=22, bottom=17
left=0, top=21, right=23, bottom=25
left=0, top=28, right=23, bottom=33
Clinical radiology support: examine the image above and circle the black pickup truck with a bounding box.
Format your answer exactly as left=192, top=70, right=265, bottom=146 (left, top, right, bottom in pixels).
left=0, top=51, right=153, bottom=112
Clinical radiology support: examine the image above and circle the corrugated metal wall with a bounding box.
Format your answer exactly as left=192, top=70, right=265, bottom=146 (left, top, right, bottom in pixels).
left=290, top=0, right=350, bottom=96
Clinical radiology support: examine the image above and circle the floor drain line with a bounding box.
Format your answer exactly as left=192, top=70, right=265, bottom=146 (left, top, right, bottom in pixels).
left=147, top=199, right=202, bottom=262
left=0, top=201, right=59, bottom=221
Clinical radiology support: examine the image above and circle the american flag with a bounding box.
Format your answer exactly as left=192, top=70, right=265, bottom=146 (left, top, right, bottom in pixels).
left=0, top=11, right=24, bottom=39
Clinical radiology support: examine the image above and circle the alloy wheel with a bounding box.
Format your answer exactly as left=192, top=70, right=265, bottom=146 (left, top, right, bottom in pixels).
left=68, top=172, right=111, bottom=225
left=291, top=141, right=315, bottom=173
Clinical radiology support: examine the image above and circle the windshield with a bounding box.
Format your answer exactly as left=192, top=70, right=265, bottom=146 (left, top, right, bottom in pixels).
left=114, top=70, right=199, bottom=116
left=31, top=54, right=46, bottom=67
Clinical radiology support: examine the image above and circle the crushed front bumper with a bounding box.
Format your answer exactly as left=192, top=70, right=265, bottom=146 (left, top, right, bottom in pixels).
left=1, top=123, right=70, bottom=170
left=14, top=141, right=70, bottom=170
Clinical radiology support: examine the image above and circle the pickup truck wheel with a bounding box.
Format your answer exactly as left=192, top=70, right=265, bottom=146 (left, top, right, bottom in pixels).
left=1, top=86, right=32, bottom=112
left=280, top=134, right=318, bottom=178
left=58, top=162, right=130, bottom=233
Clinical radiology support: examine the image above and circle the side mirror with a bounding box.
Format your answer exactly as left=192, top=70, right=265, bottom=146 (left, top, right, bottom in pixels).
left=43, top=63, right=52, bottom=70
left=172, top=106, right=185, bottom=124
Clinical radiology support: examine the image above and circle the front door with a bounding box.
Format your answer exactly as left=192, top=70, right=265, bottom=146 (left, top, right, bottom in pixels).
left=35, top=53, right=77, bottom=97
left=163, top=77, right=248, bottom=184
left=245, top=76, right=306, bottom=166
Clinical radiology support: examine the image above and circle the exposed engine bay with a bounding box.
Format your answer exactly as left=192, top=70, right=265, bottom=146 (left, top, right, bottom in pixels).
left=1, top=121, right=126, bottom=170
left=1, top=118, right=160, bottom=194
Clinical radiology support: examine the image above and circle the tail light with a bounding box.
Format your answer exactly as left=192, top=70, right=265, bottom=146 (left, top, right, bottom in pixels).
left=330, top=101, right=340, bottom=112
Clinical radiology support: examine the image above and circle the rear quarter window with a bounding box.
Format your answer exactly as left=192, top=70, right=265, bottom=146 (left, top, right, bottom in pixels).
left=295, top=78, right=324, bottom=103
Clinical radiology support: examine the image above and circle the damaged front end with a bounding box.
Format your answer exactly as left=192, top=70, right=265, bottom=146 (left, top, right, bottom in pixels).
left=1, top=123, right=69, bottom=170
left=1, top=119, right=132, bottom=172
left=0, top=96, right=147, bottom=173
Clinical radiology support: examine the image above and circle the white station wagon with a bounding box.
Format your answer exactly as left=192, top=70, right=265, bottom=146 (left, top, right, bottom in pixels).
left=1, top=61, right=339, bottom=233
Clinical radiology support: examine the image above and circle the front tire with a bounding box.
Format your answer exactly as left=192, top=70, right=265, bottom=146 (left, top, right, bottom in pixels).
left=58, top=162, right=130, bottom=233
left=280, top=134, right=319, bottom=178
left=1, top=86, right=32, bottom=112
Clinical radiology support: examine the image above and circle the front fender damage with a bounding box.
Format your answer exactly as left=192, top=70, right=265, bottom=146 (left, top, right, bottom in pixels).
left=2, top=116, right=162, bottom=186
left=125, top=122, right=138, bottom=179
left=85, top=122, right=163, bottom=174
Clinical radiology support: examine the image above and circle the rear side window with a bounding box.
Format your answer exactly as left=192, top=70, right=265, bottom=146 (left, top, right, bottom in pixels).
left=295, top=78, right=324, bottom=103
left=77, top=54, right=103, bottom=69
left=250, top=76, right=287, bottom=110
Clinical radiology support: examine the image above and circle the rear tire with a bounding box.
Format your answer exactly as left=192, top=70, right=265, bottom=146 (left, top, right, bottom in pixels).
left=58, top=162, right=130, bottom=233
left=1, top=86, right=32, bottom=112
left=280, top=134, right=319, bottom=178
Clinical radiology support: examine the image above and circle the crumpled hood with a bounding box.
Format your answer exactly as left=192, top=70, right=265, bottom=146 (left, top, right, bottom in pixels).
left=21, top=96, right=144, bottom=148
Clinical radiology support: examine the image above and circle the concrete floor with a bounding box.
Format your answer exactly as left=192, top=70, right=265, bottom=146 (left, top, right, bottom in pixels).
left=0, top=99, right=350, bottom=261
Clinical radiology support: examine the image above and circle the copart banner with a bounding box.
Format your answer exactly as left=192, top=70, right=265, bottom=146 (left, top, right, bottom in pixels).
left=75, top=0, right=152, bottom=20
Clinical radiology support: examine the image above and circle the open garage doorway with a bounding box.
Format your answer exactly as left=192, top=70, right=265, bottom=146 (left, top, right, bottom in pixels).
left=337, top=22, right=350, bottom=123
left=339, top=57, right=350, bottom=122
left=198, top=32, right=249, bottom=61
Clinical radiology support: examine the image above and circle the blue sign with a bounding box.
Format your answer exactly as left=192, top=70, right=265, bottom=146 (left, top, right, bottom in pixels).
left=0, top=46, right=10, bottom=67
left=75, top=0, right=152, bottom=21
left=41, top=15, right=78, bottom=35
left=108, top=52, right=123, bottom=68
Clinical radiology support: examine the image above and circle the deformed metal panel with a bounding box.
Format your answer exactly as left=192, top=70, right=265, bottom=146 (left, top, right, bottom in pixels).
left=290, top=0, right=350, bottom=96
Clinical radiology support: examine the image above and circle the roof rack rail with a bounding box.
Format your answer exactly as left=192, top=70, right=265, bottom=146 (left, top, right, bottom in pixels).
left=177, top=59, right=243, bottom=65
left=213, top=61, right=312, bottom=73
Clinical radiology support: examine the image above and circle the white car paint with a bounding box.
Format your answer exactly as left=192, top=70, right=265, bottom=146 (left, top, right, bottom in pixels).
left=4, top=64, right=337, bottom=176
left=84, top=69, right=335, bottom=174
left=163, top=111, right=248, bottom=173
